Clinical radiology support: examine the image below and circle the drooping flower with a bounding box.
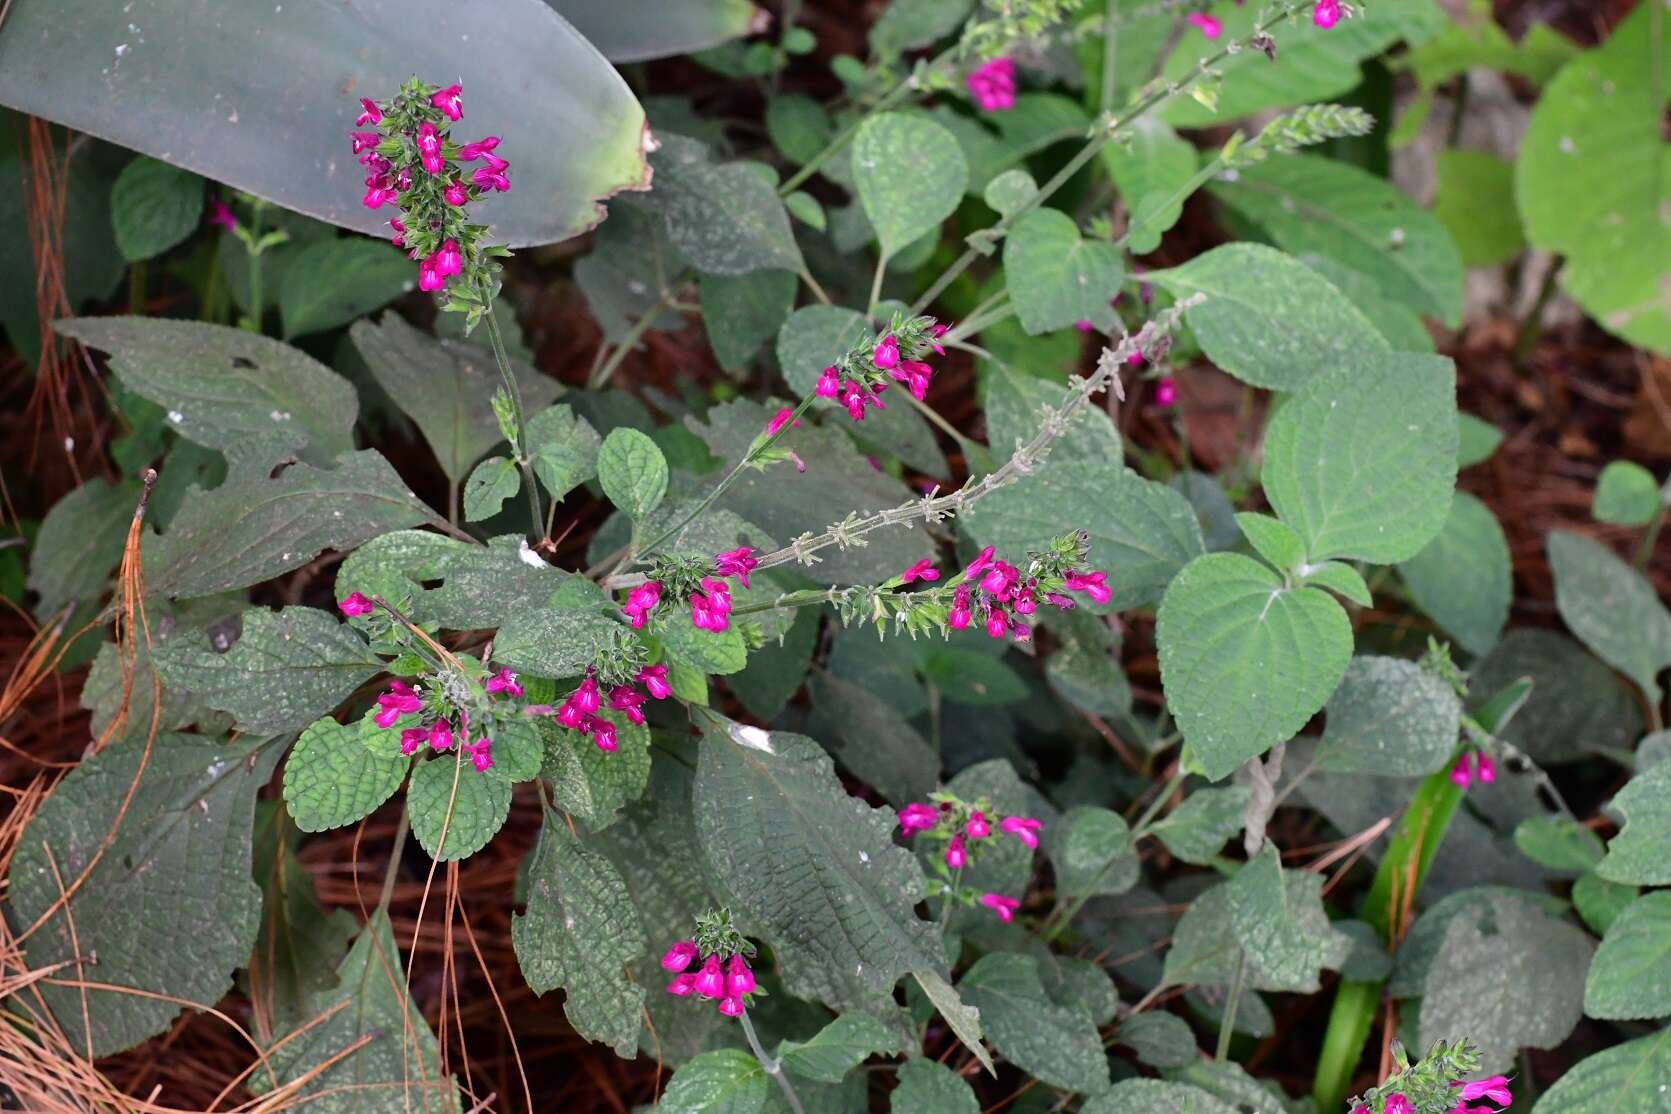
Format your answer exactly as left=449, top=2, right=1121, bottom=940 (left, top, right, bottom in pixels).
left=979, top=892, right=1021, bottom=922
left=416, top=121, right=443, bottom=175
left=1186, top=12, right=1222, bottom=38
left=985, top=608, right=1009, bottom=640
left=693, top=954, right=725, bottom=999
left=901, top=559, right=939, bottom=583
left=354, top=97, right=383, bottom=126
left=665, top=973, right=698, bottom=997
left=965, top=56, right=1017, bottom=113
left=428, top=719, right=454, bottom=752
left=457, top=135, right=500, bottom=161
left=724, top=955, right=756, bottom=997
left=928, top=322, right=950, bottom=354
left=1064, top=570, right=1112, bottom=605
left=1313, top=0, right=1342, bottom=29
left=893, top=359, right=934, bottom=400
left=363, top=181, right=399, bottom=210
left=339, top=591, right=374, bottom=617
left=443, top=179, right=469, bottom=206
left=590, top=716, right=618, bottom=752
left=485, top=667, right=522, bottom=697
left=1384, top=1096, right=1413, bottom=1114
left=946, top=835, right=968, bottom=870
left=208, top=198, right=238, bottom=232
left=716, top=996, right=745, bottom=1017
left=374, top=681, right=423, bottom=728
left=637, top=663, right=672, bottom=700
left=430, top=82, right=463, bottom=120
left=1075, top=319, right=1094, bottom=332
left=690, top=590, right=728, bottom=632
left=400, top=728, right=426, bottom=756
left=964, top=546, right=996, bottom=579
left=765, top=407, right=799, bottom=437
left=350, top=130, right=381, bottom=154
left=471, top=161, right=512, bottom=192
left=815, top=365, right=841, bottom=398
left=1475, top=752, right=1497, bottom=783
left=661, top=940, right=699, bottom=972
left=948, top=587, right=972, bottom=631
left=1155, top=376, right=1178, bottom=408
left=468, top=738, right=494, bottom=772
left=389, top=217, right=406, bottom=248
left=435, top=239, right=463, bottom=277
left=1451, top=750, right=1499, bottom=789
left=1000, top=815, right=1041, bottom=849
left=570, top=671, right=601, bottom=714
left=623, top=579, right=663, bottom=629
left=899, top=802, right=940, bottom=835
left=417, top=256, right=445, bottom=292
left=1013, top=587, right=1036, bottom=615
left=1452, top=1076, right=1512, bottom=1107
left=609, top=685, right=647, bottom=726
left=715, top=546, right=758, bottom=588
left=966, top=810, right=991, bottom=839
left=872, top=335, right=900, bottom=370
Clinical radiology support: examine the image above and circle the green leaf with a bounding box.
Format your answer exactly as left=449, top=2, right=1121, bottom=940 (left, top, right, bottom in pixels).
left=658, top=613, right=750, bottom=676
left=1593, top=460, right=1663, bottom=526
left=512, top=807, right=646, bottom=1054
left=1152, top=786, right=1249, bottom=866
left=1433, top=150, right=1526, bottom=267
left=1319, top=655, right=1462, bottom=777
left=784, top=190, right=826, bottom=230
left=1103, top=117, right=1197, bottom=254
left=913, top=969, right=995, bottom=1075
left=1148, top=243, right=1388, bottom=391
left=869, top=0, right=972, bottom=55
left=26, top=476, right=137, bottom=617
left=1514, top=815, right=1605, bottom=874
left=1002, top=208, right=1124, bottom=334
left=527, top=403, right=602, bottom=502
left=1418, top=898, right=1593, bottom=1072
left=778, top=1013, right=900, bottom=1083
left=352, top=314, right=560, bottom=483
left=1548, top=529, right=1671, bottom=704
left=918, top=648, right=1028, bottom=706
left=808, top=671, right=938, bottom=805
left=59, top=316, right=357, bottom=463
left=9, top=733, right=281, bottom=1056
left=852, top=112, right=968, bottom=257
left=659, top=1049, right=767, bottom=1114
left=692, top=717, right=944, bottom=1011
left=558, top=0, right=762, bottom=63
left=889, top=1059, right=979, bottom=1114
left=1468, top=629, right=1642, bottom=766
left=1235, top=512, right=1304, bottom=574
left=1048, top=806, right=1137, bottom=900
left=958, top=953, right=1110, bottom=1094
left=1301, top=560, right=1373, bottom=607
left=495, top=606, right=624, bottom=682
left=982, top=168, right=1038, bottom=217
left=540, top=710, right=651, bottom=829
left=701, top=269, right=797, bottom=371
left=1116, top=1012, right=1199, bottom=1070
left=1398, top=491, right=1511, bottom=655
left=110, top=156, right=202, bottom=261
left=152, top=605, right=381, bottom=734
left=1156, top=553, right=1352, bottom=781
left=1531, top=1027, right=1671, bottom=1114
left=266, top=910, right=456, bottom=1112
left=599, top=427, right=670, bottom=525
left=1573, top=871, right=1638, bottom=937
left=279, top=237, right=413, bottom=338
left=646, top=141, right=804, bottom=276
left=1583, top=891, right=1671, bottom=1021
left=336, top=528, right=473, bottom=613
left=1210, top=152, right=1463, bottom=326
left=407, top=754, right=512, bottom=861
left=765, top=93, right=834, bottom=164
left=1262, top=350, right=1458, bottom=563
left=283, top=716, right=406, bottom=832
left=1081, top=1079, right=1238, bottom=1114
left=1458, top=412, right=1505, bottom=467
left=463, top=455, right=520, bottom=522
left=1517, top=2, right=1671, bottom=354
left=248, top=804, right=359, bottom=1030
left=1598, top=763, right=1671, bottom=886
left=1228, top=845, right=1352, bottom=993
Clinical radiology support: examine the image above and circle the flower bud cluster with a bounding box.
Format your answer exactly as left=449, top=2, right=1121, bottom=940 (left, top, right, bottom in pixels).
left=898, top=792, right=1043, bottom=924
left=551, top=664, right=671, bottom=752
left=813, top=313, right=950, bottom=423
left=1349, top=1039, right=1507, bottom=1114
left=661, top=909, right=763, bottom=1019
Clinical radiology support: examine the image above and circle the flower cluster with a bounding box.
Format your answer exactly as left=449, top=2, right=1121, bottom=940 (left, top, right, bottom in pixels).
left=943, top=534, right=1110, bottom=643
left=899, top=794, right=1043, bottom=924
left=965, top=57, right=1017, bottom=112
left=1448, top=748, right=1497, bottom=790
left=661, top=909, right=762, bottom=1019
left=624, top=545, right=761, bottom=636
left=814, top=314, right=950, bottom=423
left=349, top=78, right=511, bottom=313
left=1314, top=0, right=1344, bottom=30
left=1349, top=1039, right=1509, bottom=1114
left=552, top=664, right=670, bottom=752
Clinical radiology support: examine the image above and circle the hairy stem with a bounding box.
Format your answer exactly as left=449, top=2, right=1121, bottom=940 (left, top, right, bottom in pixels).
left=481, top=293, right=545, bottom=537
left=739, top=1010, right=804, bottom=1114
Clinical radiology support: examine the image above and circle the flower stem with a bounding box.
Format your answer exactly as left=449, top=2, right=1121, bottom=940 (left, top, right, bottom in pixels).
left=375, top=806, right=411, bottom=916
left=480, top=293, right=545, bottom=540
left=1215, top=952, right=1246, bottom=1061
left=739, top=1010, right=804, bottom=1114
left=588, top=274, right=689, bottom=390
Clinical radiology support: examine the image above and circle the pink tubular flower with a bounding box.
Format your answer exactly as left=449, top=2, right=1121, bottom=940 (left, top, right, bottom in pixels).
left=985, top=608, right=1009, bottom=640
left=690, top=592, right=727, bottom=632
left=430, top=83, right=463, bottom=120
left=472, top=159, right=511, bottom=192
left=1384, top=1096, right=1413, bottom=1114
left=717, top=996, right=745, bottom=1017
left=894, top=359, right=934, bottom=400
left=715, top=546, right=758, bottom=588
left=363, top=181, right=399, bottom=210
left=354, top=97, right=383, bottom=126
left=339, top=591, right=374, bottom=617
left=1450, top=753, right=1474, bottom=788
left=458, top=135, right=499, bottom=161
left=815, top=365, right=841, bottom=398
left=1475, top=753, right=1497, bottom=783
left=965, top=56, right=1017, bottom=112
left=966, top=811, right=991, bottom=839
left=725, top=955, right=756, bottom=997
left=350, top=130, right=380, bottom=154
left=1000, top=815, right=1041, bottom=849
left=1065, top=570, right=1112, bottom=605
left=1186, top=12, right=1222, bottom=37
left=417, top=257, right=445, bottom=292
left=573, top=672, right=601, bottom=714
left=389, top=217, right=406, bottom=248
left=416, top=119, right=441, bottom=155
left=435, top=239, right=463, bottom=278
left=872, top=335, right=900, bottom=370
left=609, top=685, right=647, bottom=726
left=637, top=663, right=672, bottom=700
left=979, top=893, right=1020, bottom=923
left=555, top=700, right=586, bottom=729
left=929, top=322, right=949, bottom=354
left=428, top=719, right=454, bottom=752
left=485, top=667, right=522, bottom=697
left=1155, top=376, right=1177, bottom=408
left=694, top=954, right=725, bottom=999
left=661, top=940, right=699, bottom=972
left=898, top=802, right=939, bottom=835
left=208, top=198, right=238, bottom=232
left=468, top=738, right=494, bottom=772
left=1452, top=1076, right=1512, bottom=1107
left=1313, top=0, right=1341, bottom=28
left=444, top=180, right=469, bottom=206
left=901, top=559, right=939, bottom=583
left=1075, top=319, right=1093, bottom=332
left=374, top=682, right=422, bottom=728
left=666, top=973, right=697, bottom=997
left=1350, top=1107, right=1369, bottom=1114
left=766, top=407, right=799, bottom=437
left=946, top=835, right=968, bottom=870
left=591, top=717, right=618, bottom=752
left=948, top=588, right=972, bottom=631
left=965, top=545, right=996, bottom=579
left=1013, top=588, right=1036, bottom=615
left=400, top=728, right=426, bottom=756
left=623, top=579, right=663, bottom=629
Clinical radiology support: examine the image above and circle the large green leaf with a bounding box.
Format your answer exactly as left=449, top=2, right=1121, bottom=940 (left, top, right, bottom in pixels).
left=1227, top=845, right=1351, bottom=993
left=1210, top=153, right=1463, bottom=326
left=701, top=269, right=797, bottom=371
left=889, top=1059, right=979, bottom=1114
left=1002, top=208, right=1124, bottom=334
left=1397, top=492, right=1511, bottom=656
left=599, top=427, right=670, bottom=525
left=1516, top=2, right=1671, bottom=354
left=0, top=0, right=649, bottom=247
left=640, top=137, right=803, bottom=276
left=1156, top=553, right=1352, bottom=781
left=59, top=317, right=357, bottom=463
left=1146, top=243, right=1388, bottom=391
left=778, top=1013, right=901, bottom=1083
left=1584, top=890, right=1671, bottom=1021
left=1548, top=529, right=1671, bottom=704
left=1261, top=351, right=1458, bottom=564
left=1151, top=786, right=1249, bottom=866
left=1102, top=117, right=1198, bottom=253
left=110, top=156, right=203, bottom=262
left=1597, top=763, right=1671, bottom=886
left=692, top=717, right=944, bottom=1011
left=1531, top=1026, right=1671, bottom=1114
left=279, top=238, right=414, bottom=338
left=1433, top=150, right=1525, bottom=268
left=26, top=476, right=138, bottom=618
left=1318, top=655, right=1461, bottom=777
left=1468, top=630, right=1642, bottom=766
left=248, top=803, right=359, bottom=1031
left=9, top=733, right=282, bottom=1057
left=659, top=1049, right=767, bottom=1114
left=958, top=953, right=1110, bottom=1094
left=553, top=0, right=762, bottom=63
left=809, top=671, right=938, bottom=806
left=852, top=112, right=968, bottom=257
left=283, top=717, right=407, bottom=833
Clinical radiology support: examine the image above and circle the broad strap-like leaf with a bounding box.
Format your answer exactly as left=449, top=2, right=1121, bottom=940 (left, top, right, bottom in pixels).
left=637, top=136, right=804, bottom=276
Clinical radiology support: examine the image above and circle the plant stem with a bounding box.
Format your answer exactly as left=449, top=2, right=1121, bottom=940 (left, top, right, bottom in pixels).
left=937, top=866, right=963, bottom=940
left=866, top=251, right=889, bottom=320
left=1636, top=506, right=1665, bottom=572
left=777, top=58, right=940, bottom=197
left=739, top=1010, right=804, bottom=1114
left=481, top=293, right=545, bottom=538
left=1216, top=952, right=1246, bottom=1061
left=589, top=274, right=689, bottom=390
left=1099, top=0, right=1120, bottom=114
left=376, top=806, right=411, bottom=916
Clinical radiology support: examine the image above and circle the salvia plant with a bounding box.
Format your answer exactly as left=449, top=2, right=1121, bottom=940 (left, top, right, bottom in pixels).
left=1, top=0, right=1668, bottom=1112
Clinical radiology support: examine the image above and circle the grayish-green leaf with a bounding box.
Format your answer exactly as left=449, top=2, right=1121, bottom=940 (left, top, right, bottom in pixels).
left=809, top=671, right=938, bottom=805
left=958, top=953, right=1110, bottom=1094
left=702, top=269, right=797, bottom=371
left=1583, top=890, right=1671, bottom=1021
left=111, top=156, right=202, bottom=261
left=1434, top=150, right=1526, bottom=268
left=982, top=168, right=1038, bottom=217
left=852, top=112, right=968, bottom=257
left=1080, top=1078, right=1238, bottom=1114
left=1398, top=491, right=1511, bottom=655
left=540, top=712, right=651, bottom=830
left=1598, top=763, right=1671, bottom=886
left=280, top=237, right=413, bottom=338
left=1468, top=629, right=1642, bottom=765
left=1003, top=208, right=1124, bottom=334
left=913, top=969, right=995, bottom=1076
left=527, top=403, right=601, bottom=502
left=1153, top=786, right=1249, bottom=866
left=1117, top=1011, right=1199, bottom=1070
left=1319, top=655, right=1462, bottom=777
left=1573, top=871, right=1639, bottom=938
left=1593, top=460, right=1663, bottom=526
left=1548, top=529, right=1671, bottom=705
left=659, top=1049, right=767, bottom=1114
left=558, top=0, right=763, bottom=64
left=1458, top=412, right=1505, bottom=467
left=778, top=1013, right=900, bottom=1083
left=27, top=476, right=137, bottom=617
left=765, top=93, right=833, bottom=164
left=463, top=455, right=520, bottom=522
left=600, top=426, right=670, bottom=524
left=494, top=605, right=624, bottom=684
left=283, top=716, right=406, bottom=832
left=889, top=1058, right=979, bottom=1113
left=649, top=143, right=804, bottom=276
left=407, top=754, right=512, bottom=861
left=1514, top=815, right=1605, bottom=874
left=1048, top=806, right=1137, bottom=900
left=1228, top=845, right=1351, bottom=993
left=1530, top=1027, right=1671, bottom=1114
left=1103, top=117, right=1197, bottom=253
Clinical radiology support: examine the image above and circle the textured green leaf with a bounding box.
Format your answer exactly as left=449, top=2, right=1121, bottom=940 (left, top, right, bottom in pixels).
left=958, top=953, right=1110, bottom=1094
left=27, top=476, right=137, bottom=617
left=660, top=1049, right=767, bottom=1114
left=913, top=969, right=995, bottom=1075
left=692, top=717, right=944, bottom=1011
left=1152, top=786, right=1249, bottom=866
left=1236, top=513, right=1305, bottom=575
left=1387, top=887, right=1564, bottom=998
left=1161, top=1061, right=1295, bottom=1114
left=1598, top=763, right=1671, bottom=886
left=266, top=910, right=456, bottom=1113
left=1514, top=815, right=1605, bottom=874
left=279, top=238, right=413, bottom=338
left=1117, top=1011, right=1199, bottom=1070
left=1003, top=208, right=1124, bottom=334
left=1418, top=898, right=1592, bottom=1072
left=1319, top=655, right=1461, bottom=777
left=646, top=140, right=803, bottom=276
left=1048, top=806, right=1137, bottom=900
left=918, top=648, right=1027, bottom=706
left=1434, top=150, right=1525, bottom=267
left=1039, top=953, right=1118, bottom=1026
left=111, top=155, right=202, bottom=261
left=701, top=269, right=797, bottom=371
left=152, top=605, right=380, bottom=734
left=869, top=0, right=972, bottom=55
left=463, top=455, right=520, bottom=522
left=889, top=1058, right=979, bottom=1114
left=539, top=711, right=651, bottom=829
left=407, top=753, right=512, bottom=861
left=852, top=112, right=968, bottom=257
left=1081, top=1079, right=1238, bottom=1114
left=351, top=314, right=560, bottom=483
left=765, top=93, right=833, bottom=164
left=809, top=671, right=938, bottom=804
left=59, top=316, right=357, bottom=462
left=1156, top=553, right=1352, bottom=781
left=248, top=803, right=359, bottom=1030
left=1262, top=350, right=1458, bottom=564
left=9, top=733, right=281, bottom=1056
left=1147, top=243, right=1387, bottom=391
left=1583, top=891, right=1671, bottom=1021
left=1301, top=560, right=1373, bottom=607
left=527, top=403, right=601, bottom=502
left=1458, top=412, right=1505, bottom=467
left=1210, top=153, right=1463, bottom=325
left=1228, top=846, right=1351, bottom=993
left=1573, top=871, right=1638, bottom=937
left=1103, top=117, right=1197, bottom=253
left=1548, top=529, right=1671, bottom=704
left=1531, top=1026, right=1671, bottom=1114
left=1593, top=460, right=1663, bottom=526
left=1163, top=883, right=1245, bottom=990
left=982, top=168, right=1038, bottom=217
left=575, top=202, right=686, bottom=343
left=1398, top=491, right=1511, bottom=655
left=1517, top=2, right=1671, bottom=354
left=778, top=1013, right=899, bottom=1083
left=1468, top=629, right=1642, bottom=765
left=730, top=608, right=819, bottom=721
left=512, top=807, right=646, bottom=1054
left=283, top=716, right=406, bottom=832
left=600, top=427, right=670, bottom=525
left=335, top=529, right=473, bottom=612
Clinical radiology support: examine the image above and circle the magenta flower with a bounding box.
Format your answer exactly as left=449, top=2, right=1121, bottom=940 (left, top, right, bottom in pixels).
left=208, top=198, right=238, bottom=232
left=666, top=973, right=697, bottom=997
left=985, top=608, right=1009, bottom=640
left=815, top=366, right=841, bottom=398
left=1351, top=1107, right=1369, bottom=1114
left=458, top=135, right=499, bottom=161
left=1450, top=753, right=1473, bottom=788
left=591, top=717, right=618, bottom=752
left=724, top=955, right=756, bottom=997
left=1155, top=376, right=1177, bottom=407
left=338, top=591, right=374, bottom=617
left=1452, top=1076, right=1512, bottom=1107
left=661, top=940, right=699, bottom=972
left=374, top=681, right=422, bottom=728
left=1014, top=588, right=1036, bottom=615
left=694, top=954, right=725, bottom=999
left=637, top=663, right=672, bottom=700
left=1313, top=0, right=1341, bottom=28
left=715, top=546, right=758, bottom=588
left=965, top=56, right=1017, bottom=112
left=1384, top=1096, right=1413, bottom=1114
left=555, top=700, right=585, bottom=729
left=873, top=335, right=900, bottom=370
left=840, top=380, right=869, bottom=422
left=429, top=719, right=454, bottom=752
left=1186, top=12, right=1222, bottom=38
left=485, top=667, right=522, bottom=697
left=400, top=728, right=426, bottom=756
left=979, top=893, right=1020, bottom=923
left=444, top=180, right=469, bottom=206
left=417, top=257, right=445, bottom=292
left=980, top=561, right=1018, bottom=598
left=354, top=97, right=383, bottom=126
left=389, top=217, right=407, bottom=248
left=609, top=685, right=647, bottom=726
left=899, top=802, right=939, bottom=835
left=1064, top=570, right=1112, bottom=605
left=1000, top=815, right=1041, bottom=849
left=765, top=407, right=799, bottom=436
left=472, top=163, right=511, bottom=192
left=946, top=835, right=968, bottom=870
left=468, top=738, right=494, bottom=772
left=430, top=83, right=463, bottom=120
left=350, top=131, right=380, bottom=154
left=623, top=579, right=663, bottom=629
left=690, top=591, right=727, bottom=632
left=948, top=587, right=972, bottom=631
left=1075, top=319, right=1093, bottom=332
left=572, top=672, right=601, bottom=714
left=901, top=559, right=939, bottom=583
left=1476, top=753, right=1497, bottom=783
left=363, top=182, right=399, bottom=210
left=964, top=545, right=996, bottom=579
left=893, top=359, right=934, bottom=401
left=929, top=322, right=950, bottom=354
left=436, top=239, right=463, bottom=278
left=717, top=996, right=745, bottom=1017
left=416, top=120, right=441, bottom=155
left=966, top=810, right=991, bottom=839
